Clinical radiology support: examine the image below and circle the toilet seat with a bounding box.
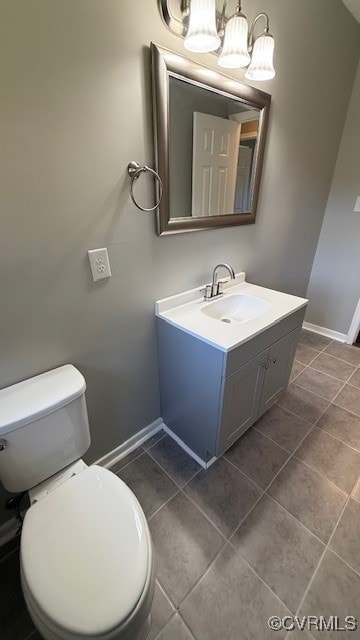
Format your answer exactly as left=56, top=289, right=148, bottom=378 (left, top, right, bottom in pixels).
left=20, top=465, right=153, bottom=639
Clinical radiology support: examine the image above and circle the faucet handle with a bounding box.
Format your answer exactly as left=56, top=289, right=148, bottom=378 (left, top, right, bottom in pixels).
left=204, top=284, right=213, bottom=300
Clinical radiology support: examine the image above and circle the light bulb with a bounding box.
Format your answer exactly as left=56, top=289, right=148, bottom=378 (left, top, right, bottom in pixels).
left=245, top=33, right=275, bottom=81
left=184, top=0, right=221, bottom=53
left=218, top=13, right=250, bottom=68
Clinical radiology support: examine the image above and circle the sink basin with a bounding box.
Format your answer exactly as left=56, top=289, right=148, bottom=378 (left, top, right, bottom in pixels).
left=201, top=294, right=271, bottom=324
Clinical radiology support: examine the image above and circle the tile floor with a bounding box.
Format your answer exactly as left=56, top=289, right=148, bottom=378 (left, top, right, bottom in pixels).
left=2, top=331, right=360, bottom=639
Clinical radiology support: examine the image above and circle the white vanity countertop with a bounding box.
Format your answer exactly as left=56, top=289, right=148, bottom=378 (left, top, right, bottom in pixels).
left=156, top=273, right=308, bottom=352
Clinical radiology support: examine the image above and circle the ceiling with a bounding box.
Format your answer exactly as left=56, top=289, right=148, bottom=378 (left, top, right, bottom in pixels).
left=342, top=0, right=360, bottom=23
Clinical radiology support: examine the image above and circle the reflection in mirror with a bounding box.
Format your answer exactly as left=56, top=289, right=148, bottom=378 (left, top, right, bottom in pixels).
left=169, top=76, right=260, bottom=218
left=151, top=43, right=271, bottom=235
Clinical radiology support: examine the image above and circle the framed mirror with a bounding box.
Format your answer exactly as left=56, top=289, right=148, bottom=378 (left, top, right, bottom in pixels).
left=151, top=43, right=271, bottom=236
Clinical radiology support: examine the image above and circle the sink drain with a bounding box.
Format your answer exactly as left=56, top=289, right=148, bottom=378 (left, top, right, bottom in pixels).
left=221, top=318, right=231, bottom=323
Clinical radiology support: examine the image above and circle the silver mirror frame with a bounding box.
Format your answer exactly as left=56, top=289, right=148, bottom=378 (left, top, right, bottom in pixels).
left=151, top=42, right=271, bottom=236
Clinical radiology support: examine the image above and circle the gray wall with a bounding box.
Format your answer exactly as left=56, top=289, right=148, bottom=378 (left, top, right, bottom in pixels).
left=306, top=60, right=360, bottom=335
left=0, top=0, right=359, bottom=526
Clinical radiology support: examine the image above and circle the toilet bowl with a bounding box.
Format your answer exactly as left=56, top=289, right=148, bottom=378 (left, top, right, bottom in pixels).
left=0, top=365, right=155, bottom=640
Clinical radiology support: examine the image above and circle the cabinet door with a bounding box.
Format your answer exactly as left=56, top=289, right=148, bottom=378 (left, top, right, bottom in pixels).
left=216, top=350, right=267, bottom=456
left=258, top=327, right=300, bottom=417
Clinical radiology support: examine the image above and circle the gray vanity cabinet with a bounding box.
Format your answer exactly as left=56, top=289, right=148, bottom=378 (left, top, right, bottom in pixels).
left=217, top=327, right=300, bottom=456
left=217, top=350, right=267, bottom=455
left=157, top=307, right=305, bottom=463
left=257, top=328, right=300, bottom=418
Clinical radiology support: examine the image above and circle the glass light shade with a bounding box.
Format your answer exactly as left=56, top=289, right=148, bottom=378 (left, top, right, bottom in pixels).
left=218, top=14, right=250, bottom=68
left=245, top=33, right=275, bottom=81
left=184, top=0, right=221, bottom=53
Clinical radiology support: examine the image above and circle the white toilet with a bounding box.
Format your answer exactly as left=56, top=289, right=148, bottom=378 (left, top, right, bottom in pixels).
left=0, top=365, right=155, bottom=640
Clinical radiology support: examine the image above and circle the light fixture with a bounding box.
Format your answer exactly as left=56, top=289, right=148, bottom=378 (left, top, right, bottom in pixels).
left=184, top=0, right=221, bottom=53
left=158, top=0, right=276, bottom=81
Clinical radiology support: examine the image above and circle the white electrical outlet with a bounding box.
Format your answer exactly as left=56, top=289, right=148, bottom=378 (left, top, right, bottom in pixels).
left=354, top=196, right=360, bottom=213
left=88, top=248, right=111, bottom=281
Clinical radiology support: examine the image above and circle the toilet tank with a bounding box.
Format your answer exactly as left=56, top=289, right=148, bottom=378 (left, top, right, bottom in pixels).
left=0, top=365, right=91, bottom=493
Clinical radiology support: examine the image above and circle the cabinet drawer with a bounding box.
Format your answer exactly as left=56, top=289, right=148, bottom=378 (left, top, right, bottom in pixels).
left=223, top=307, right=305, bottom=377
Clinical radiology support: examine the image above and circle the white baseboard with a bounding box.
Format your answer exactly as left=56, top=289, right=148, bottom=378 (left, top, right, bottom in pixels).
left=303, top=321, right=347, bottom=343
left=162, top=423, right=217, bottom=470
left=0, top=418, right=164, bottom=548
left=95, top=418, right=163, bottom=469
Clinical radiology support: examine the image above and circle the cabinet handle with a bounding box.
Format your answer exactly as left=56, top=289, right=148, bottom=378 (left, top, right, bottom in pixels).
left=262, top=362, right=269, bottom=369
left=270, top=357, right=277, bottom=364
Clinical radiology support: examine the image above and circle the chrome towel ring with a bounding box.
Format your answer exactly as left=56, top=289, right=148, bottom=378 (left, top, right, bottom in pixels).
left=127, top=161, right=163, bottom=212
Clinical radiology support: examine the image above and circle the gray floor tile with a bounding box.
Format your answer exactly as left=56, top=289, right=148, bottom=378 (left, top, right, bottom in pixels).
left=224, top=428, right=290, bottom=489
left=277, top=384, right=329, bottom=424
left=310, top=352, right=356, bottom=382
left=255, top=405, right=312, bottom=453
left=109, top=446, right=144, bottom=473
left=295, top=427, right=360, bottom=493
left=324, top=342, right=360, bottom=366
left=0, top=550, right=36, bottom=640
left=148, top=581, right=174, bottom=640
left=157, top=614, right=195, bottom=640
left=232, top=495, right=324, bottom=613
left=183, top=457, right=261, bottom=538
left=148, top=435, right=200, bottom=488
left=317, top=404, right=360, bottom=451
left=299, top=331, right=332, bottom=351
left=295, top=368, right=343, bottom=401
left=330, top=498, right=360, bottom=574
left=300, top=550, right=360, bottom=640
left=180, top=545, right=289, bottom=640
left=285, top=631, right=315, bottom=640
left=268, top=458, right=347, bottom=543
left=143, top=430, right=166, bottom=450
left=149, top=492, right=224, bottom=606
left=348, top=367, right=360, bottom=389
left=290, top=360, right=306, bottom=382
left=118, top=452, right=178, bottom=518
left=295, top=343, right=320, bottom=365
left=334, top=384, right=360, bottom=417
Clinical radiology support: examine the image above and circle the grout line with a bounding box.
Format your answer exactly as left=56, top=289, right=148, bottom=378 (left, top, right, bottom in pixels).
left=306, top=363, right=357, bottom=384
left=250, top=425, right=295, bottom=455
left=155, top=576, right=179, bottom=612
left=311, top=350, right=360, bottom=369
left=147, top=489, right=180, bottom=522
left=310, top=423, right=360, bottom=455
left=146, top=446, right=202, bottom=491
left=153, top=612, right=177, bottom=640
left=222, top=454, right=269, bottom=493
left=261, top=493, right=327, bottom=547
left=347, top=380, right=360, bottom=391
left=179, top=489, right=228, bottom=542
left=176, top=542, right=229, bottom=609
left=294, top=491, right=355, bottom=618
left=288, top=379, right=342, bottom=404
left=251, top=423, right=312, bottom=456
left=273, top=403, right=315, bottom=426
left=298, top=338, right=333, bottom=355
left=143, top=432, right=167, bottom=451
left=227, top=539, right=294, bottom=613
left=111, top=447, right=146, bottom=475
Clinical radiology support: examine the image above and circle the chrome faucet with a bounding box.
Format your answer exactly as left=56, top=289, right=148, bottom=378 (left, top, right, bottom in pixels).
left=204, top=263, right=236, bottom=300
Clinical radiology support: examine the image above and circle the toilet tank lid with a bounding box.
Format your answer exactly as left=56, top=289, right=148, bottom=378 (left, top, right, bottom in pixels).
left=0, top=365, right=86, bottom=435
